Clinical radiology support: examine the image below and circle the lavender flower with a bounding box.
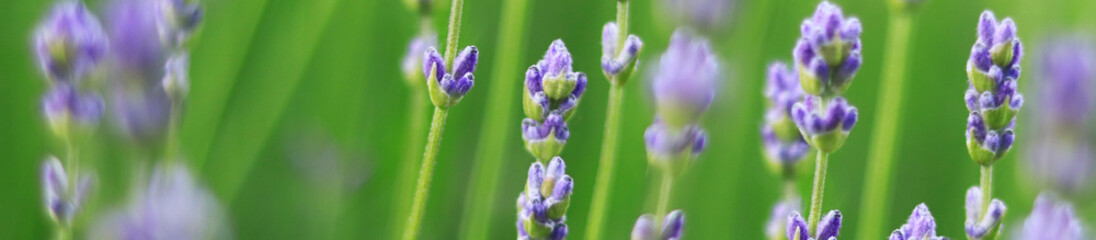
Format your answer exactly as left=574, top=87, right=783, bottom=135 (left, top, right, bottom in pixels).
left=766, top=197, right=801, bottom=240
left=631, top=210, right=686, bottom=240
left=793, top=1, right=862, bottom=97
left=33, top=1, right=108, bottom=83
left=787, top=210, right=842, bottom=240
left=155, top=0, right=203, bottom=47
left=659, top=0, right=733, bottom=31
left=1025, top=36, right=1094, bottom=193
left=423, top=45, right=478, bottom=107
left=41, top=156, right=93, bottom=226
left=517, top=157, right=572, bottom=240
left=790, top=95, right=858, bottom=153
left=43, top=83, right=104, bottom=137
left=965, top=11, right=1024, bottom=165
left=1015, top=193, right=1085, bottom=240
left=401, top=32, right=438, bottom=89
left=964, top=186, right=1007, bottom=240
left=652, top=29, right=718, bottom=128
left=645, top=120, right=706, bottom=174
left=601, top=22, right=643, bottom=82
left=889, top=204, right=948, bottom=240
left=522, top=113, right=570, bottom=161
left=521, top=40, right=587, bottom=161
left=91, top=163, right=230, bottom=239
left=106, top=0, right=173, bottom=142
left=762, top=62, right=810, bottom=174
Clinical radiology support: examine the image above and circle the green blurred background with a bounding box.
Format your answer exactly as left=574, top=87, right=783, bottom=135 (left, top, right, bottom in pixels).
left=1, top=0, right=1094, bottom=239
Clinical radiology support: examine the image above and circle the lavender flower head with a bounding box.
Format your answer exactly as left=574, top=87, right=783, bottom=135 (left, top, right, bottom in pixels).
left=787, top=210, right=842, bottom=240
left=41, top=156, right=93, bottom=226
left=652, top=29, right=719, bottom=128
left=517, top=157, right=572, bottom=240
left=965, top=11, right=1024, bottom=166
left=964, top=186, right=1007, bottom=240
left=521, top=40, right=587, bottom=161
left=889, top=204, right=948, bottom=240
left=762, top=62, right=810, bottom=175
left=106, top=0, right=173, bottom=142
left=1025, top=36, right=1094, bottom=193
left=631, top=210, right=686, bottom=240
left=793, top=1, right=862, bottom=97
left=401, top=32, right=438, bottom=89
left=790, top=95, right=858, bottom=153
left=601, top=22, right=643, bottom=83
left=92, top=163, right=230, bottom=239
left=659, top=0, right=733, bottom=31
left=766, top=197, right=801, bottom=240
left=1015, top=193, right=1085, bottom=240
left=645, top=119, right=706, bottom=175
left=155, top=0, right=203, bottom=47
left=423, top=45, right=478, bottom=107
left=33, top=1, right=109, bottom=83
left=43, top=83, right=104, bottom=138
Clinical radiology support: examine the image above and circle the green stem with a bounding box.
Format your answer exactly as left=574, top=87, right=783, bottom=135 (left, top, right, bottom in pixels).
left=165, top=101, right=182, bottom=164
left=980, top=165, right=993, bottom=217
left=616, top=1, right=629, bottom=45
left=441, top=0, right=465, bottom=67
left=807, top=151, right=829, bottom=235
left=457, top=0, right=530, bottom=236
left=584, top=83, right=625, bottom=240
left=855, top=13, right=911, bottom=240
left=402, top=107, right=449, bottom=240
left=394, top=90, right=429, bottom=235
left=783, top=179, right=797, bottom=200
left=655, top=172, right=674, bottom=226
left=55, top=226, right=70, bottom=240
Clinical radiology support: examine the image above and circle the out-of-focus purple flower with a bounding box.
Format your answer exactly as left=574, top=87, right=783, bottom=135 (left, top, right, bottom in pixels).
left=601, top=22, right=643, bottom=82
left=401, top=31, right=438, bottom=89
left=652, top=29, right=719, bottom=128
left=632, top=215, right=656, bottom=240
left=106, top=0, right=173, bottom=142
left=793, top=1, right=862, bottom=97
left=523, top=39, right=588, bottom=121
left=43, top=83, right=104, bottom=137
left=41, top=156, right=93, bottom=225
left=1024, top=36, right=1095, bottom=194
left=762, top=62, right=810, bottom=173
left=155, top=0, right=203, bottom=47
left=162, top=53, right=190, bottom=102
left=964, top=186, right=1006, bottom=240
left=766, top=197, right=801, bottom=240
left=629, top=210, right=686, bottom=240
left=659, top=0, right=733, bottom=31
left=790, top=95, right=858, bottom=153
left=786, top=210, right=842, bottom=240
left=645, top=119, right=707, bottom=172
left=965, top=10, right=1024, bottom=166
left=423, top=46, right=478, bottom=107
left=91, top=163, right=230, bottom=240
left=889, top=204, right=947, bottom=240
left=33, top=1, right=109, bottom=83
left=1015, top=193, right=1085, bottom=240
left=517, top=157, right=572, bottom=240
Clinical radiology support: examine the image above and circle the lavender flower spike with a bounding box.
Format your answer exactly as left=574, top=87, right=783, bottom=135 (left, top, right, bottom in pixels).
left=401, top=31, right=438, bottom=89
left=790, top=95, right=858, bottom=153
left=91, top=163, right=230, bottom=239
left=964, top=10, right=1023, bottom=166
left=762, top=62, right=810, bottom=175
left=1025, top=36, right=1095, bottom=193
left=787, top=210, right=842, bottom=240
left=43, top=83, right=104, bottom=138
left=1016, top=193, right=1085, bottom=240
left=652, top=29, right=719, bottom=128
left=521, top=40, right=587, bottom=161
left=41, top=156, right=93, bottom=225
left=964, top=186, right=1006, bottom=240
left=34, top=1, right=109, bottom=83
left=423, top=45, right=478, bottom=107
left=889, top=204, right=948, bottom=240
left=766, top=197, right=801, bottom=240
left=645, top=120, right=707, bottom=175
left=601, top=22, right=643, bottom=82
left=793, top=1, right=862, bottom=97
left=517, top=157, right=572, bottom=240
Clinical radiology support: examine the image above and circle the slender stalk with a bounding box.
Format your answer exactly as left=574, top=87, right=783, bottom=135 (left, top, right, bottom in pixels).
left=655, top=172, right=674, bottom=226
left=980, top=165, right=993, bottom=216
left=394, top=90, right=429, bottom=234
left=441, top=0, right=465, bottom=67
left=616, top=1, right=629, bottom=43
left=55, top=227, right=70, bottom=240
left=165, top=102, right=182, bottom=164
left=584, top=84, right=624, bottom=240
left=783, top=179, right=797, bottom=200
left=807, top=151, right=829, bottom=235
left=403, top=107, right=449, bottom=240
left=855, top=13, right=912, bottom=240
left=458, top=0, right=530, bottom=236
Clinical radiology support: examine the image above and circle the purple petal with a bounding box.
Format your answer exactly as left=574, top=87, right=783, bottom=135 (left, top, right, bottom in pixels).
left=816, top=210, right=843, bottom=240
left=452, top=46, right=479, bottom=80
left=661, top=210, right=686, bottom=240
left=422, top=47, right=445, bottom=81
left=977, top=11, right=997, bottom=44
left=787, top=212, right=809, bottom=240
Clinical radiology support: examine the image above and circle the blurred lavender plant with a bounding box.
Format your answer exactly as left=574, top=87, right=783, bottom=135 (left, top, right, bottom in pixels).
left=646, top=29, right=715, bottom=175
left=964, top=11, right=1023, bottom=165
left=762, top=62, right=809, bottom=177
left=91, top=163, right=230, bottom=240
left=521, top=40, right=587, bottom=161
left=601, top=22, right=643, bottom=83
left=766, top=197, right=800, bottom=240
left=1025, top=36, right=1094, bottom=194
left=33, top=1, right=108, bottom=84
left=105, top=0, right=172, bottom=142
left=517, top=157, right=573, bottom=240
left=964, top=186, right=1007, bottom=240
left=786, top=210, right=842, bottom=240
left=888, top=204, right=948, bottom=240
left=155, top=0, right=203, bottom=48
left=422, top=45, right=478, bottom=107
left=41, top=156, right=94, bottom=227
left=402, top=32, right=438, bottom=90
left=658, top=0, right=733, bottom=32
left=631, top=210, right=685, bottom=240
left=1014, top=193, right=1085, bottom=240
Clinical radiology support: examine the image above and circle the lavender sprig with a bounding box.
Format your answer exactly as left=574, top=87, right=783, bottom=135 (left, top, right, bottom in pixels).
left=1025, top=36, right=1094, bottom=194
left=41, top=156, right=93, bottom=227
left=517, top=157, right=573, bottom=240
left=964, top=11, right=1023, bottom=165
left=90, top=163, right=230, bottom=239
left=889, top=204, right=948, bottom=240
left=521, top=40, right=586, bottom=161
left=762, top=62, right=809, bottom=177
left=1015, top=193, right=1085, bottom=240
left=964, top=186, right=1007, bottom=240
left=33, top=1, right=108, bottom=83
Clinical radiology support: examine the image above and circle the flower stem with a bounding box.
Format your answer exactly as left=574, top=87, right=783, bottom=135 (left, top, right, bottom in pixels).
left=458, top=0, right=530, bottom=236
left=165, top=101, right=182, bottom=165
left=783, top=179, right=797, bottom=200
left=807, top=151, right=829, bottom=235
left=855, top=12, right=911, bottom=240
left=441, top=0, right=465, bottom=67
left=980, top=164, right=993, bottom=216
left=655, top=172, right=674, bottom=226
left=584, top=83, right=625, bottom=240
left=394, top=90, right=429, bottom=235
left=403, top=107, right=449, bottom=240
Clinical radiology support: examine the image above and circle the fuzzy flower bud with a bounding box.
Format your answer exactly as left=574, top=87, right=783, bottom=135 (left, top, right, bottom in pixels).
left=793, top=1, right=862, bottom=97
left=888, top=204, right=948, bottom=240
left=402, top=32, right=437, bottom=89
left=630, top=210, right=686, bottom=240
left=423, top=46, right=478, bottom=107
left=156, top=0, right=203, bottom=47
left=766, top=197, right=801, bottom=240
left=41, top=156, right=93, bottom=226
left=517, top=157, right=572, bottom=240
left=787, top=210, right=842, bottom=240
left=1025, top=36, right=1095, bottom=194
left=524, top=40, right=588, bottom=121
left=790, top=96, right=858, bottom=153
left=91, top=163, right=230, bottom=239
left=964, top=186, right=1006, bottom=240
left=965, top=11, right=1023, bottom=166
left=33, top=1, right=109, bottom=83
left=652, top=29, right=719, bottom=128
left=762, top=62, right=810, bottom=175
left=42, top=83, right=104, bottom=139
left=645, top=120, right=706, bottom=176
left=601, top=22, right=643, bottom=83
left=1015, top=193, right=1085, bottom=240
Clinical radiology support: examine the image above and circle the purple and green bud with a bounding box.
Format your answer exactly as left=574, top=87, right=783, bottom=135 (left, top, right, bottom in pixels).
left=402, top=32, right=438, bottom=89
left=1025, top=36, right=1095, bottom=193
left=106, top=0, right=173, bottom=142
left=787, top=210, right=842, bottom=240
left=645, top=119, right=706, bottom=176
left=889, top=204, right=948, bottom=240
left=1016, top=193, right=1085, bottom=240
left=155, top=0, right=203, bottom=47
left=522, top=40, right=587, bottom=161
left=964, top=186, right=1006, bottom=240
left=793, top=1, right=862, bottom=97
left=766, top=197, right=801, bottom=240
left=601, top=22, right=643, bottom=83
left=522, top=113, right=569, bottom=161
left=652, top=29, right=719, bottom=128
left=965, top=11, right=1023, bottom=166
left=517, top=157, right=572, bottom=240
left=43, top=83, right=104, bottom=139
left=762, top=62, right=810, bottom=175
left=423, top=45, right=478, bottom=107
left=33, top=1, right=109, bottom=83
left=41, top=156, right=93, bottom=226
left=790, top=96, right=858, bottom=153
left=630, top=210, right=686, bottom=240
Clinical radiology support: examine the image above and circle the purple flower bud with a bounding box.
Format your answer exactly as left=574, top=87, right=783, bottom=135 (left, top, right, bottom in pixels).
left=964, top=186, right=1006, bottom=239
left=787, top=212, right=809, bottom=240
left=816, top=210, right=842, bottom=240
left=402, top=32, right=437, bottom=87
left=453, top=46, right=479, bottom=81
left=422, top=45, right=478, bottom=107
left=33, top=1, right=108, bottom=83
left=661, top=210, right=686, bottom=240
left=42, top=156, right=69, bottom=223
left=162, top=53, right=190, bottom=101
left=539, top=40, right=572, bottom=78
left=601, top=22, right=644, bottom=79
left=766, top=197, right=801, bottom=240
left=970, top=44, right=994, bottom=72
left=652, top=29, right=719, bottom=127
left=108, top=0, right=166, bottom=77
left=791, top=96, right=858, bottom=153
left=632, top=215, right=656, bottom=240
left=890, top=204, right=947, bottom=240
left=43, top=83, right=104, bottom=137
left=423, top=47, right=445, bottom=82
left=517, top=158, right=572, bottom=239
left=549, top=224, right=568, bottom=240
left=977, top=11, right=996, bottom=45
left=794, top=1, right=862, bottom=96
left=90, top=163, right=229, bottom=240
left=1017, top=193, right=1085, bottom=240
left=645, top=120, right=707, bottom=160
left=967, top=113, right=986, bottom=143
